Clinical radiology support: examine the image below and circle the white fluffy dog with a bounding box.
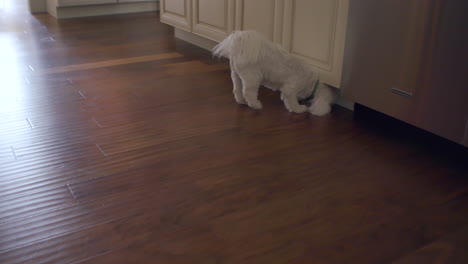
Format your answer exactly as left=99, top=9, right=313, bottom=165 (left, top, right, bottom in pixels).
left=213, top=31, right=338, bottom=116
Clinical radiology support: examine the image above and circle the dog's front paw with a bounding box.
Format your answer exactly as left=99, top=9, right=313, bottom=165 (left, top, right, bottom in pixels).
left=291, top=105, right=308, bottom=114
left=286, top=104, right=308, bottom=113
left=236, top=97, right=247, bottom=105
left=248, top=100, right=263, bottom=110
left=235, top=96, right=247, bottom=105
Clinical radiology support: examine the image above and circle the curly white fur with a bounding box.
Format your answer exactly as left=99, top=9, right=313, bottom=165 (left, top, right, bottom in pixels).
left=213, top=31, right=338, bottom=115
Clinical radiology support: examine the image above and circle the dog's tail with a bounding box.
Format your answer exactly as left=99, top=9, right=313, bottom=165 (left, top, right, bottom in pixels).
left=212, top=33, right=235, bottom=59
left=212, top=31, right=263, bottom=64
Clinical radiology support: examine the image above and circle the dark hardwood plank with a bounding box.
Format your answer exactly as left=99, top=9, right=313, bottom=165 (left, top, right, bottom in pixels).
left=0, top=186, right=76, bottom=225
left=393, top=225, right=468, bottom=264
left=0, top=1, right=466, bottom=263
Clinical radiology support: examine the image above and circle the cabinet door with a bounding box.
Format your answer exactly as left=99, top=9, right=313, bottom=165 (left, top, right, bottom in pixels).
left=192, top=0, right=235, bottom=42
left=160, top=0, right=191, bottom=32
left=342, top=0, right=433, bottom=122
left=282, top=0, right=349, bottom=88
left=235, top=0, right=283, bottom=43
left=342, top=0, right=468, bottom=146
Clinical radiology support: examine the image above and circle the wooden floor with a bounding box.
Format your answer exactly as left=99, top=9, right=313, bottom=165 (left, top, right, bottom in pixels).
left=1, top=1, right=467, bottom=263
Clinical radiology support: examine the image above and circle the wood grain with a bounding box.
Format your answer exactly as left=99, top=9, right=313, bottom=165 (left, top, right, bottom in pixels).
left=393, top=225, right=468, bottom=264
left=0, top=1, right=466, bottom=263
left=38, top=52, right=184, bottom=74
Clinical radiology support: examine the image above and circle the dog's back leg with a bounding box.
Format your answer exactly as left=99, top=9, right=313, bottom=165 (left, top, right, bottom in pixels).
left=230, top=62, right=246, bottom=105
left=236, top=68, right=262, bottom=110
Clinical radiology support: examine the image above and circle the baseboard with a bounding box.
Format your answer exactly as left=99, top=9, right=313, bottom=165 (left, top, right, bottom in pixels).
left=336, top=96, right=354, bottom=111
left=48, top=1, right=159, bottom=19
left=174, top=28, right=218, bottom=51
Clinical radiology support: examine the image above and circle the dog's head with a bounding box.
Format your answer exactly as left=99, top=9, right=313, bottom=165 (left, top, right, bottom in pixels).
left=297, top=74, right=319, bottom=102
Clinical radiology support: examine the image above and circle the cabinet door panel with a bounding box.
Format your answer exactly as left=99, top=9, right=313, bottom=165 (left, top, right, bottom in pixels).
left=160, top=0, right=191, bottom=31
left=192, top=0, right=235, bottom=42
left=282, top=0, right=348, bottom=87
left=235, top=0, right=283, bottom=43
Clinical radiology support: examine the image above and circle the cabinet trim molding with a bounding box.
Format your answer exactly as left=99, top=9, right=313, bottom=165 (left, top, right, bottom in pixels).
left=191, top=0, right=235, bottom=42
left=160, top=0, right=192, bottom=31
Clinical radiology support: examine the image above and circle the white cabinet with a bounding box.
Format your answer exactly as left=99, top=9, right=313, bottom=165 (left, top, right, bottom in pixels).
left=119, top=0, right=155, bottom=2
left=56, top=0, right=117, bottom=7
left=160, top=0, right=192, bottom=31
left=57, top=0, right=156, bottom=5
left=192, top=0, right=236, bottom=42
left=48, top=0, right=157, bottom=18
left=160, top=0, right=349, bottom=88
left=235, top=0, right=283, bottom=43
left=282, top=0, right=348, bottom=87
